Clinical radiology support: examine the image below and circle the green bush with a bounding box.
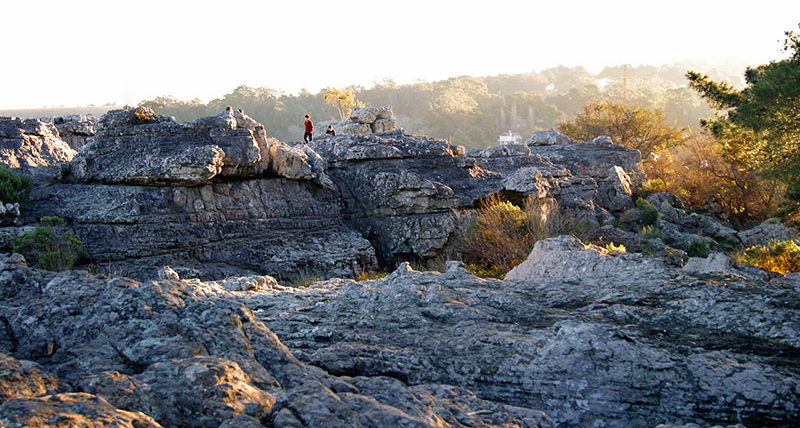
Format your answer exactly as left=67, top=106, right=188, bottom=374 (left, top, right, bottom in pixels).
left=737, top=240, right=800, bottom=275
left=0, top=166, right=32, bottom=203
left=13, top=216, right=88, bottom=271
left=687, top=241, right=710, bottom=258
left=635, top=198, right=659, bottom=226
left=639, top=224, right=665, bottom=240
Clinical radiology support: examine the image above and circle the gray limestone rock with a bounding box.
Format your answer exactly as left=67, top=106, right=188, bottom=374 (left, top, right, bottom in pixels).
left=0, top=393, right=162, bottom=427
left=738, top=218, right=798, bottom=248
left=597, top=165, right=633, bottom=212
left=525, top=130, right=573, bottom=146
left=51, top=115, right=97, bottom=150
left=0, top=116, right=76, bottom=172
left=0, top=254, right=554, bottom=427
left=0, top=353, right=59, bottom=403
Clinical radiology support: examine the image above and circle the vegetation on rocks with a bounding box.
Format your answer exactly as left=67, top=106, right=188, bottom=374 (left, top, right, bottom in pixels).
left=0, top=165, right=32, bottom=203
left=736, top=240, right=800, bottom=275
left=12, top=216, right=88, bottom=271
left=452, top=196, right=593, bottom=278
left=688, top=241, right=710, bottom=258
left=635, top=197, right=659, bottom=225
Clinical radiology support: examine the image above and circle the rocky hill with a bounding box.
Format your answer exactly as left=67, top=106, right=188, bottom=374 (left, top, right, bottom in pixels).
left=0, top=107, right=798, bottom=427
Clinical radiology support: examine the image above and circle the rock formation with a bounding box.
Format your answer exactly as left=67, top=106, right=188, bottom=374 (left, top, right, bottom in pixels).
left=317, top=106, right=396, bottom=137
left=1, top=108, right=799, bottom=427
left=0, top=117, right=76, bottom=172
left=248, top=238, right=800, bottom=427
left=18, top=107, right=374, bottom=280
left=308, top=129, right=641, bottom=265
left=51, top=115, right=97, bottom=150
left=0, top=253, right=553, bottom=427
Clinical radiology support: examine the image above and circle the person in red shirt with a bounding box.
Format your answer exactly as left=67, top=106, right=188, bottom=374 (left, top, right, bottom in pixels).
left=303, top=115, right=314, bottom=143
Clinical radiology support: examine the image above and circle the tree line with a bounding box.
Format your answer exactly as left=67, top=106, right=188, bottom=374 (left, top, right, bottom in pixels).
left=139, top=63, right=735, bottom=148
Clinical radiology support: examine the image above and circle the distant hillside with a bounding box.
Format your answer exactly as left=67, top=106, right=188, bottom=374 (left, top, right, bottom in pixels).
left=0, top=106, right=122, bottom=119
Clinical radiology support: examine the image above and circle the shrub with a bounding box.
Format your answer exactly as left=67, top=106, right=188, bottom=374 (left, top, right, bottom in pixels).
left=0, top=166, right=32, bottom=203
left=131, top=106, right=158, bottom=125
left=357, top=269, right=389, bottom=281
left=687, top=241, right=710, bottom=258
left=13, top=216, right=88, bottom=271
left=635, top=198, right=658, bottom=226
left=605, top=242, right=627, bottom=252
left=639, top=224, right=665, bottom=240
left=736, top=240, right=800, bottom=275
left=450, top=195, right=597, bottom=278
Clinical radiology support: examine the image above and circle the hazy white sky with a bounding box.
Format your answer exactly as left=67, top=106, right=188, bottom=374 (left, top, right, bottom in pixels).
left=1, top=0, right=798, bottom=109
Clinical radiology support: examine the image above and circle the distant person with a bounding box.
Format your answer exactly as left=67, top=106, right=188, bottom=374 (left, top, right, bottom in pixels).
left=303, top=114, right=314, bottom=143
left=225, top=105, right=232, bottom=112
left=326, top=125, right=336, bottom=136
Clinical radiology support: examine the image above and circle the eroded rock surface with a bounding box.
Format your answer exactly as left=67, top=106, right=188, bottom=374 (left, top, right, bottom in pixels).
left=51, top=115, right=97, bottom=150
left=308, top=130, right=640, bottom=264
left=244, top=239, right=800, bottom=427
left=0, top=117, right=76, bottom=171
left=0, top=253, right=553, bottom=428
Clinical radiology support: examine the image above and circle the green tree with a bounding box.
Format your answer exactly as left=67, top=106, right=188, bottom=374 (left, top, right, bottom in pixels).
left=557, top=100, right=685, bottom=160
left=687, top=24, right=800, bottom=201
left=323, top=87, right=364, bottom=121
left=0, top=166, right=32, bottom=203
left=13, top=216, right=88, bottom=271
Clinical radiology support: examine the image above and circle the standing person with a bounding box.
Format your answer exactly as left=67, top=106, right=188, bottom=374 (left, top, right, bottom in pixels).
left=325, top=125, right=336, bottom=136
left=303, top=115, right=314, bottom=143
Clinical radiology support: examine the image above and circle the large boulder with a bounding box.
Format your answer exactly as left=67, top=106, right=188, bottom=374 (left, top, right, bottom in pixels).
left=504, top=235, right=669, bottom=282
left=525, top=130, right=572, bottom=146
left=51, top=115, right=97, bottom=150
left=738, top=218, right=798, bottom=248
left=0, top=117, right=76, bottom=172
left=0, top=393, right=162, bottom=427
left=0, top=353, right=59, bottom=403
left=68, top=107, right=260, bottom=186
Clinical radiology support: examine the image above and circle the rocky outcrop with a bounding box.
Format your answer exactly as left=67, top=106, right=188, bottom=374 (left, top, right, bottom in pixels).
left=246, top=239, right=800, bottom=427
left=51, top=115, right=97, bottom=150
left=645, top=193, right=742, bottom=251
left=738, top=218, right=798, bottom=248
left=0, top=253, right=553, bottom=427
left=0, top=203, right=20, bottom=227
left=0, top=393, right=162, bottom=427
left=527, top=134, right=645, bottom=187
left=0, top=117, right=76, bottom=172
left=307, top=130, right=640, bottom=264
left=68, top=107, right=260, bottom=186
left=317, top=106, right=396, bottom=137
left=26, top=178, right=375, bottom=280
left=16, top=107, right=372, bottom=280
left=525, top=130, right=573, bottom=146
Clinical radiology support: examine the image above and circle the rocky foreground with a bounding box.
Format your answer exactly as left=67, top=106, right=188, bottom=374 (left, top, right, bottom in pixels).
left=1, top=235, right=798, bottom=427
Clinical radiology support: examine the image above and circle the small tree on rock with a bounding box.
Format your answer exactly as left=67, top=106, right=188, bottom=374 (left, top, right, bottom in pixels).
left=323, top=87, right=364, bottom=121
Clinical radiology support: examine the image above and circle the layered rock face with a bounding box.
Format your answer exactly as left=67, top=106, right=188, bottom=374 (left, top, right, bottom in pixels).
left=22, top=107, right=375, bottom=280
left=0, top=117, right=76, bottom=172
left=0, top=253, right=553, bottom=428
left=309, top=129, right=641, bottom=265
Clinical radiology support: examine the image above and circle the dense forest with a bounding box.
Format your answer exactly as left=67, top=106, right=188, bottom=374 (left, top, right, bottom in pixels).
left=139, top=63, right=741, bottom=148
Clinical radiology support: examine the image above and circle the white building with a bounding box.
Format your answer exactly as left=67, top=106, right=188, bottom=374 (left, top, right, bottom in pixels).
left=497, top=131, right=522, bottom=145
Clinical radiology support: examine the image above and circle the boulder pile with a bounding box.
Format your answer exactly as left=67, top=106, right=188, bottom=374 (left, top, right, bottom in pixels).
left=317, top=106, right=396, bottom=137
